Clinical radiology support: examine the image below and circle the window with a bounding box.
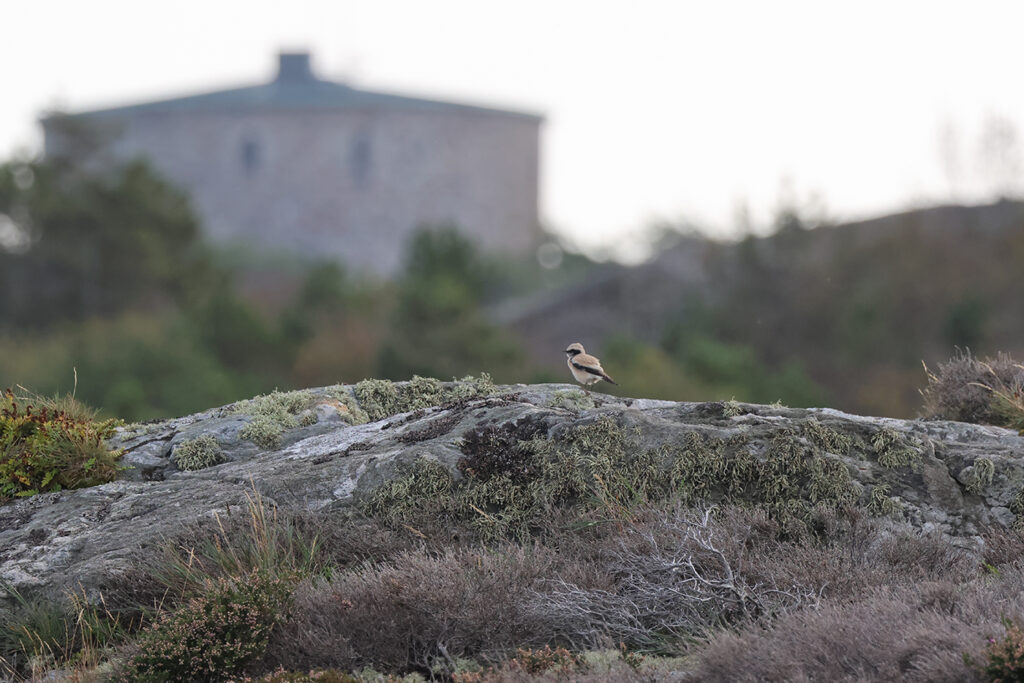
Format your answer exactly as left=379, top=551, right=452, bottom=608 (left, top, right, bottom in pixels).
left=350, top=133, right=371, bottom=186
left=241, top=137, right=261, bottom=176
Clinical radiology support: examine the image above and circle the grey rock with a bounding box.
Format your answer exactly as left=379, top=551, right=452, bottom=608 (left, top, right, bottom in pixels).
left=3, top=383, right=1024, bottom=611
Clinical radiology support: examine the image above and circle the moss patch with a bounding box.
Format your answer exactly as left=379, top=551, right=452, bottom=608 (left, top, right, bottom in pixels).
left=234, top=386, right=368, bottom=450
left=367, top=416, right=644, bottom=540
left=666, top=428, right=858, bottom=537
left=966, top=457, right=995, bottom=495
left=868, top=483, right=903, bottom=518
left=172, top=434, right=226, bottom=471
left=802, top=417, right=854, bottom=455
left=871, top=427, right=921, bottom=470
left=0, top=389, right=124, bottom=498
left=722, top=399, right=744, bottom=418
left=353, top=374, right=496, bottom=422
left=235, top=389, right=318, bottom=449
left=547, top=390, right=595, bottom=412
left=366, top=416, right=860, bottom=542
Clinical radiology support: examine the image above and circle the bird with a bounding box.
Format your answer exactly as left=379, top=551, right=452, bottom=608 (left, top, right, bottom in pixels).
left=565, top=342, right=617, bottom=391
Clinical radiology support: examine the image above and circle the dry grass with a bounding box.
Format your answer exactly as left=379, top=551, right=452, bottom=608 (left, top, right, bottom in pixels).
left=261, top=545, right=584, bottom=675
left=686, top=573, right=1024, bottom=683
left=15, top=484, right=1008, bottom=681
left=0, top=585, right=135, bottom=682
left=921, top=350, right=1024, bottom=426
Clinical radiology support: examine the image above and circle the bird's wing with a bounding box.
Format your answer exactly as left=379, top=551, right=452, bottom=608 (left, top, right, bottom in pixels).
left=571, top=354, right=617, bottom=384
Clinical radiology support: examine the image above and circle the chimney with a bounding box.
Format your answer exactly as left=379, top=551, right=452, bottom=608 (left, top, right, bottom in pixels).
left=275, top=51, right=316, bottom=84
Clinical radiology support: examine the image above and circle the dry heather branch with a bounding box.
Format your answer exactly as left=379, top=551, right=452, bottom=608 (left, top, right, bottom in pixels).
left=527, top=507, right=819, bottom=652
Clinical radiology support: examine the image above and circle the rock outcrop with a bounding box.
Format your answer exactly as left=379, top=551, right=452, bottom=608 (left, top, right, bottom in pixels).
left=2, top=382, right=1023, bottom=620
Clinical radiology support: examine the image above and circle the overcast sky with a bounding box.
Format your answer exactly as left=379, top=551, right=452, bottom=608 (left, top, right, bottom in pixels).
left=4, top=1, right=1024, bottom=253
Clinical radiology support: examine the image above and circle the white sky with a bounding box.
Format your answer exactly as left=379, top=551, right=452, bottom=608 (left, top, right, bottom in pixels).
left=4, top=0, right=1024, bottom=253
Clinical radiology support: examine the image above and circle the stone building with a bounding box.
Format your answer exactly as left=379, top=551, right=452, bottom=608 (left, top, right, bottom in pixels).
left=42, top=52, right=543, bottom=275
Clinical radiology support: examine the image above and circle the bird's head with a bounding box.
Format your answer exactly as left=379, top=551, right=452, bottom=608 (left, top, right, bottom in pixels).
left=565, top=342, right=585, bottom=357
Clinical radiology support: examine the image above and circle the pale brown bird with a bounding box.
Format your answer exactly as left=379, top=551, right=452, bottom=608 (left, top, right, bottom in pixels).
left=565, top=342, right=617, bottom=390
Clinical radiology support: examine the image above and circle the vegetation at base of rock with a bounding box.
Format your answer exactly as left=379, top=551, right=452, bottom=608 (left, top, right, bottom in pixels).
left=973, top=617, right=1024, bottom=682
left=113, top=569, right=296, bottom=682
left=172, top=434, right=226, bottom=471
left=452, top=646, right=585, bottom=681
left=353, top=374, right=496, bottom=422
left=0, top=583, right=133, bottom=679
left=15, top=492, right=1024, bottom=681
left=0, top=388, right=123, bottom=499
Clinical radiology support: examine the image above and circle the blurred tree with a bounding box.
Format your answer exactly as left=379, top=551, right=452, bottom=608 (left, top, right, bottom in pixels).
left=0, top=137, right=213, bottom=328
left=377, top=225, right=524, bottom=381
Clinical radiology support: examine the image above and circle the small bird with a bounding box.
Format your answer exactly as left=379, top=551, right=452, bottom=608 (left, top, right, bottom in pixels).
left=565, top=342, right=617, bottom=391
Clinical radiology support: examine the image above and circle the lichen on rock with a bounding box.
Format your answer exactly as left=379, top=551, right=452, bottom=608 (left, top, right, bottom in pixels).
left=234, top=385, right=368, bottom=449
left=171, top=434, right=226, bottom=471
left=871, top=427, right=921, bottom=470
left=353, top=374, right=496, bottom=422
left=547, top=389, right=595, bottom=412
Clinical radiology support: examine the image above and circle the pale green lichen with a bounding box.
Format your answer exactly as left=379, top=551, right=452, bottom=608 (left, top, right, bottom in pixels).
left=235, top=385, right=374, bottom=449
left=722, top=399, right=744, bottom=418
left=868, top=483, right=903, bottom=517
left=353, top=379, right=402, bottom=421
left=324, top=385, right=370, bottom=425
left=172, top=434, right=226, bottom=471
left=234, top=389, right=317, bottom=449
left=966, top=457, right=995, bottom=495
left=368, top=416, right=637, bottom=540
left=802, top=417, right=853, bottom=455
left=447, top=374, right=497, bottom=401
left=1011, top=488, right=1024, bottom=529
left=547, top=389, right=595, bottom=412
left=353, top=374, right=497, bottom=422
left=368, top=418, right=858, bottom=542
left=871, top=427, right=921, bottom=470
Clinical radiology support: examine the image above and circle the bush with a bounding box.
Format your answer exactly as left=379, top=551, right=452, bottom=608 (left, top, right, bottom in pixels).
left=979, top=618, right=1024, bottom=682
left=0, top=388, right=122, bottom=498
left=921, top=350, right=1024, bottom=426
left=115, top=570, right=296, bottom=682
left=262, top=546, right=570, bottom=674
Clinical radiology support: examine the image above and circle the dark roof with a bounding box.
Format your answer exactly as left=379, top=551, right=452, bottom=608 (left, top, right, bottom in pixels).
left=55, top=52, right=543, bottom=122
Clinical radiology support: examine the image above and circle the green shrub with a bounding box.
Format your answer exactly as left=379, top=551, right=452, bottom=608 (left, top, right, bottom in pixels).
left=0, top=388, right=123, bottom=498
left=172, top=434, right=226, bottom=471
left=978, top=617, right=1024, bottom=682
left=115, top=570, right=296, bottom=682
